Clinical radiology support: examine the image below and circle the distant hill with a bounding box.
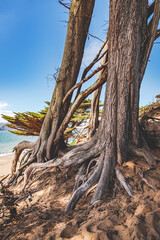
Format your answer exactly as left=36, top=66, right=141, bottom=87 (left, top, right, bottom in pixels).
left=0, top=123, right=10, bottom=131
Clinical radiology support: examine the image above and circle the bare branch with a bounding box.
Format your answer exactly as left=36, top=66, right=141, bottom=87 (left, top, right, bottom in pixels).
left=63, top=62, right=108, bottom=104
left=54, top=67, right=108, bottom=145
left=74, top=37, right=108, bottom=99
left=147, top=1, right=155, bottom=19
left=139, top=171, right=157, bottom=192
left=140, top=0, right=160, bottom=83
left=155, top=29, right=160, bottom=40
left=88, top=33, right=104, bottom=43
left=58, top=0, right=70, bottom=9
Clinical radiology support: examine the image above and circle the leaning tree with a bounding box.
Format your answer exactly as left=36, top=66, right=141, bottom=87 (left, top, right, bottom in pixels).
left=5, top=0, right=160, bottom=212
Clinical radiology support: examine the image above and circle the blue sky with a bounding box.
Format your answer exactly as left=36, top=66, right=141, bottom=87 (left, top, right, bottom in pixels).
left=0, top=0, right=159, bottom=122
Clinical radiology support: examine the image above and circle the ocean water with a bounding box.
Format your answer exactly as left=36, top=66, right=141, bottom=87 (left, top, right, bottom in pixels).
left=0, top=131, right=38, bottom=155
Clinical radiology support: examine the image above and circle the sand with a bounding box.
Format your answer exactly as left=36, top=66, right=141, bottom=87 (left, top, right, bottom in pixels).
left=0, top=154, right=13, bottom=177
left=0, top=149, right=160, bottom=239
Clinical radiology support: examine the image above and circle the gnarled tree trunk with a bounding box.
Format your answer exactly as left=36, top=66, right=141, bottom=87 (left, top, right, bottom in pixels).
left=34, top=0, right=95, bottom=162
left=65, top=0, right=160, bottom=211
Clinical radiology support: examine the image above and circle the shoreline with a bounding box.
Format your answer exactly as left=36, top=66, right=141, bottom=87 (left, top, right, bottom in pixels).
left=0, top=152, right=14, bottom=158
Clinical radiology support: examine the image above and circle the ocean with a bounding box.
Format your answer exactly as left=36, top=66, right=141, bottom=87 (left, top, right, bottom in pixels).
left=0, top=131, right=38, bottom=156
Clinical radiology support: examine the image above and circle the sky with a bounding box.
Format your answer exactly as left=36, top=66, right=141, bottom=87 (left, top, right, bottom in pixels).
left=0, top=0, right=159, bottom=122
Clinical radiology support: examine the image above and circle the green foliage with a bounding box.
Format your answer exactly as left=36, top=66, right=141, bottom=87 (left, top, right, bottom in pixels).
left=2, top=99, right=103, bottom=144
left=3, top=96, right=159, bottom=144
left=139, top=98, right=160, bottom=117
left=2, top=102, right=49, bottom=136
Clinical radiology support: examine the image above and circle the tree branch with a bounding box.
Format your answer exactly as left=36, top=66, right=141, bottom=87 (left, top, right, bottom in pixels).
left=147, top=1, right=155, bottom=19
left=140, top=0, right=160, bottom=83
left=63, top=62, right=108, bottom=104
left=54, top=67, right=108, bottom=146
left=58, top=0, right=70, bottom=9
left=88, top=33, right=104, bottom=43
left=155, top=29, right=160, bottom=40
left=74, top=37, right=108, bottom=100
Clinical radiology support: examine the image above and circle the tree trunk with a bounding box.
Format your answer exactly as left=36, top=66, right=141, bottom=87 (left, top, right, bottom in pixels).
left=66, top=0, right=151, bottom=210
left=95, top=0, right=148, bottom=166
left=34, top=0, right=95, bottom=162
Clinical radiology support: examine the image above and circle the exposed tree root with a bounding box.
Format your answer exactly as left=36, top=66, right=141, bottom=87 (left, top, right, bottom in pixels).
left=0, top=175, right=9, bottom=184
left=11, top=141, right=36, bottom=176
left=2, top=139, right=138, bottom=212
left=24, top=167, right=53, bottom=191
left=22, top=160, right=55, bottom=191
left=129, top=144, right=158, bottom=166
left=115, top=167, right=133, bottom=196
left=139, top=169, right=158, bottom=192
left=113, top=183, right=120, bottom=198
left=19, top=149, right=32, bottom=167
left=19, top=139, right=99, bottom=191
left=4, top=156, right=36, bottom=188
left=85, top=183, right=98, bottom=197
left=65, top=156, right=104, bottom=212
left=74, top=162, right=88, bottom=191
left=2, top=129, right=159, bottom=213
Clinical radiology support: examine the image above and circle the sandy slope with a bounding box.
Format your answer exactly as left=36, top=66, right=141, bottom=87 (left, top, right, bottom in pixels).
left=0, top=149, right=160, bottom=240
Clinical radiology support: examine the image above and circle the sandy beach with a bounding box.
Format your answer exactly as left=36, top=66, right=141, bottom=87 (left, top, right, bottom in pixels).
left=0, top=154, right=13, bottom=177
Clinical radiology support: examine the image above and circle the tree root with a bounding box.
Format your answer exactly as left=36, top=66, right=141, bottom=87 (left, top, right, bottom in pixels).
left=7, top=139, right=135, bottom=212
left=19, top=149, right=32, bottom=167
left=129, top=144, right=158, bottom=166
left=115, top=167, right=133, bottom=197
left=65, top=157, right=103, bottom=212
left=4, top=156, right=36, bottom=188
left=74, top=163, right=88, bottom=191
left=138, top=169, right=158, bottom=192
left=113, top=183, right=120, bottom=198
left=0, top=175, right=9, bottom=184
left=22, top=160, right=55, bottom=191
left=3, top=135, right=159, bottom=213
left=24, top=168, right=53, bottom=191
left=11, top=141, right=36, bottom=177
left=85, top=183, right=98, bottom=197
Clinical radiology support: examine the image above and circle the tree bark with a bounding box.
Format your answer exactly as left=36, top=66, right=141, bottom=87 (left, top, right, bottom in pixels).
left=66, top=0, right=151, bottom=210
left=34, top=0, right=95, bottom=162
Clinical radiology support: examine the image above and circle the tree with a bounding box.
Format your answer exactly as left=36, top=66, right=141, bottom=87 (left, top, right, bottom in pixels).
left=4, top=0, right=160, bottom=212
left=33, top=0, right=96, bottom=162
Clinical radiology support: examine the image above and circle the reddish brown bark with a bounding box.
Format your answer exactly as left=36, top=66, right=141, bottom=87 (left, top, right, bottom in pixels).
left=66, top=0, right=159, bottom=210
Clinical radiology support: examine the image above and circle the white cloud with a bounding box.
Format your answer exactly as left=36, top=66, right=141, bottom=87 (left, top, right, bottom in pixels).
left=0, top=102, right=8, bottom=108
left=83, top=40, right=102, bottom=66
left=0, top=110, right=14, bottom=123
left=0, top=102, right=14, bottom=123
